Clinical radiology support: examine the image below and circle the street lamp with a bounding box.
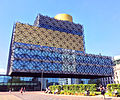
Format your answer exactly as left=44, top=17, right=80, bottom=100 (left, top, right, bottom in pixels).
left=41, top=70, right=43, bottom=91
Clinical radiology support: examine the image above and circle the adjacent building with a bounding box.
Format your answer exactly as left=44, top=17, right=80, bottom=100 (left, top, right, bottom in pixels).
left=101, top=77, right=114, bottom=86
left=113, top=55, right=120, bottom=84
left=101, top=55, right=120, bottom=86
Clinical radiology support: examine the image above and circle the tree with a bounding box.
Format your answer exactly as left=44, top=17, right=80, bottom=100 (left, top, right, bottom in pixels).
left=88, top=79, right=101, bottom=87
left=7, top=77, right=23, bottom=91
left=8, top=77, right=22, bottom=83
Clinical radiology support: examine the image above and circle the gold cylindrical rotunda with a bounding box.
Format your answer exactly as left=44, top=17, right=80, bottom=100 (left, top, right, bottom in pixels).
left=54, top=14, right=73, bottom=22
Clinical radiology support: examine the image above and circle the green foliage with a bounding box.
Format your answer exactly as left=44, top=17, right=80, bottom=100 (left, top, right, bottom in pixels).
left=53, top=85, right=56, bottom=91
left=49, top=85, right=62, bottom=93
left=78, top=84, right=84, bottom=93
left=75, top=84, right=79, bottom=92
left=68, top=84, right=74, bottom=91
left=95, top=92, right=101, bottom=95
left=88, top=79, right=101, bottom=87
left=7, top=77, right=23, bottom=91
left=117, top=84, right=120, bottom=89
left=56, top=85, right=61, bottom=92
left=63, top=85, right=68, bottom=92
left=107, top=84, right=117, bottom=93
left=107, top=84, right=112, bottom=93
left=49, top=86, right=52, bottom=91
left=60, top=91, right=64, bottom=94
left=107, top=84, right=120, bottom=95
left=49, top=84, right=97, bottom=94
left=89, top=84, right=96, bottom=93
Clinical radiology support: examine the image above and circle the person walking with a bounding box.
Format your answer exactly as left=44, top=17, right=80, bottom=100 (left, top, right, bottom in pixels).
left=114, top=89, right=118, bottom=97
left=20, top=87, right=23, bottom=95
left=9, top=88, right=11, bottom=93
left=87, top=89, right=90, bottom=96
left=100, top=85, right=105, bottom=99
left=23, top=87, right=26, bottom=93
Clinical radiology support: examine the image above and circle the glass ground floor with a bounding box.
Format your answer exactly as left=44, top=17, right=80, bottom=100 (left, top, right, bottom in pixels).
left=0, top=74, right=90, bottom=91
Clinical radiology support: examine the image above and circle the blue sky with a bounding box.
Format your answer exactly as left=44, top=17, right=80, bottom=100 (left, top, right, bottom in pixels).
left=0, top=0, right=120, bottom=74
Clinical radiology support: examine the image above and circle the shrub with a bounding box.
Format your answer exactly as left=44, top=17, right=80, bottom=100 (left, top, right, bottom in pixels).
left=56, top=85, right=62, bottom=92
left=49, top=84, right=97, bottom=95
left=90, top=92, right=95, bottom=96
left=107, top=84, right=120, bottom=93
left=49, top=85, right=62, bottom=93
left=68, top=84, right=74, bottom=91
left=89, top=84, right=96, bottom=93
left=49, top=86, right=52, bottom=91
left=60, top=91, right=64, bottom=94
left=78, top=84, right=84, bottom=93
left=63, top=85, right=68, bottom=91
left=95, top=92, right=101, bottom=95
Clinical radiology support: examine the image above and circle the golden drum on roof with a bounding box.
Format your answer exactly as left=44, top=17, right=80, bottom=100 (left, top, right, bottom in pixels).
left=54, top=14, right=73, bottom=22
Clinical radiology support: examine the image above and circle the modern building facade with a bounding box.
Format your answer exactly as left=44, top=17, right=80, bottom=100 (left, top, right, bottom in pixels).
left=113, top=55, right=120, bottom=84
left=101, top=76, right=114, bottom=86
left=101, top=55, right=120, bottom=86
left=58, top=78, right=83, bottom=85
left=0, top=13, right=114, bottom=91
left=0, top=75, right=41, bottom=91
left=7, top=14, right=113, bottom=78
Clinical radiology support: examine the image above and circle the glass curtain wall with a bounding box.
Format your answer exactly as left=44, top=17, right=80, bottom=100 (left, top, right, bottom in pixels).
left=0, top=75, right=88, bottom=91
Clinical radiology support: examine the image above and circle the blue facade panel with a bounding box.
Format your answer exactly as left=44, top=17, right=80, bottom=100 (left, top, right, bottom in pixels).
left=12, top=42, right=113, bottom=76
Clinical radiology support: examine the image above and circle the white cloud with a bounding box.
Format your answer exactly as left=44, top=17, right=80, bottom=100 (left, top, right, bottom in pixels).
left=0, top=68, right=6, bottom=74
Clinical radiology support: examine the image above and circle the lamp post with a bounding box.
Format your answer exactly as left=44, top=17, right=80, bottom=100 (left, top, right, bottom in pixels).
left=10, top=76, right=13, bottom=92
left=41, top=70, right=43, bottom=91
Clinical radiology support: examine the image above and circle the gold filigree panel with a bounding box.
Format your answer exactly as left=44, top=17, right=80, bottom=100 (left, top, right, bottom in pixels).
left=14, top=23, right=84, bottom=51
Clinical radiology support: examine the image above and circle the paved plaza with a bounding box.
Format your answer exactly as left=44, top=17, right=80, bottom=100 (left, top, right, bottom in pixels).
left=0, top=92, right=120, bottom=100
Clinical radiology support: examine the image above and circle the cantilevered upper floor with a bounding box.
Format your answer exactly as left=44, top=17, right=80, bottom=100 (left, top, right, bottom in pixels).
left=7, top=14, right=114, bottom=78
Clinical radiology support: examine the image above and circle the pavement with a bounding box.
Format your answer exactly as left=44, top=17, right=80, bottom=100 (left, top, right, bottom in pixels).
left=0, top=92, right=120, bottom=100
left=0, top=92, right=21, bottom=100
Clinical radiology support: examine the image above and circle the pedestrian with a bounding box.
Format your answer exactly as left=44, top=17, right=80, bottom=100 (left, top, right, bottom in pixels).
left=87, top=89, right=90, bottom=96
left=48, top=87, right=52, bottom=94
left=54, top=89, right=58, bottom=94
left=100, top=85, right=105, bottom=99
left=23, top=87, right=26, bottom=93
left=9, top=88, right=11, bottom=93
left=114, top=89, right=118, bottom=97
left=20, top=87, right=23, bottom=95
left=45, top=87, right=48, bottom=93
